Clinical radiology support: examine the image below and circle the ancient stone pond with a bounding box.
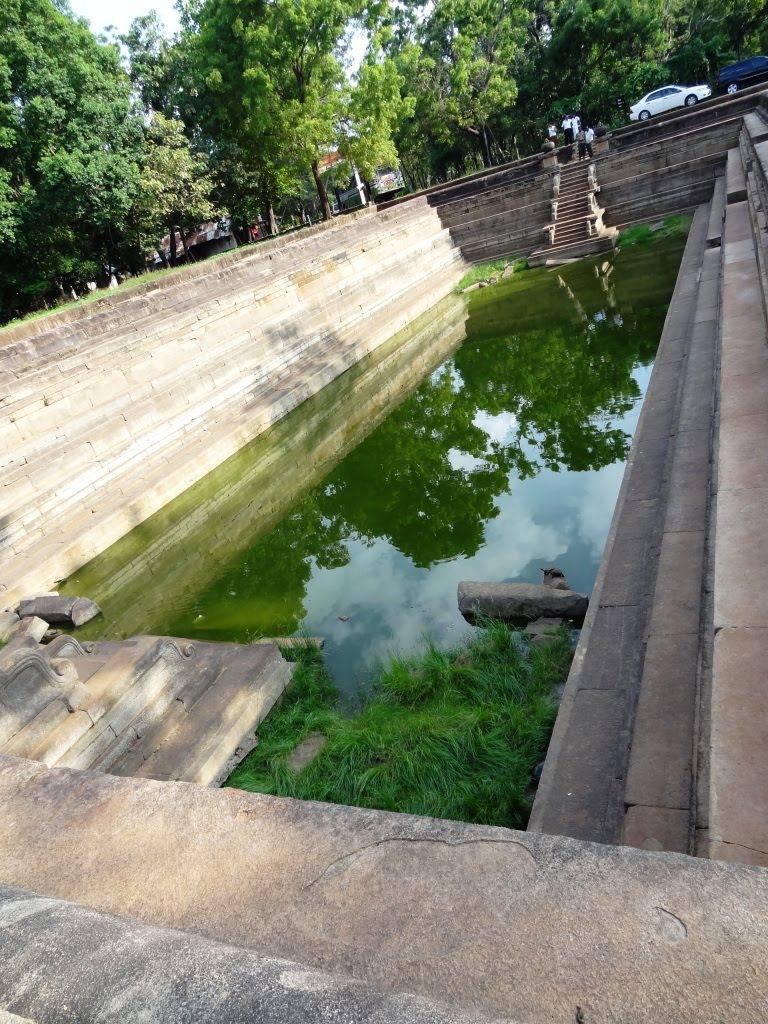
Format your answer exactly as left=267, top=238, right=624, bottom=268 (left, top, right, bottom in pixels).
left=64, top=232, right=687, bottom=693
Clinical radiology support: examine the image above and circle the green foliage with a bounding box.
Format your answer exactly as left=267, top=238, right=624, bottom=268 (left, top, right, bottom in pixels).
left=226, top=621, right=571, bottom=828
left=455, top=257, right=528, bottom=291
left=131, top=112, right=216, bottom=262
left=192, top=0, right=410, bottom=220
left=0, top=0, right=753, bottom=318
left=0, top=0, right=144, bottom=318
left=619, top=213, right=693, bottom=246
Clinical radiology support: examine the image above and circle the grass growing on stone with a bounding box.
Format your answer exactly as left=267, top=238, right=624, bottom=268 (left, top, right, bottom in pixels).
left=225, top=620, right=572, bottom=829
left=619, top=213, right=693, bottom=247
left=455, top=257, right=528, bottom=293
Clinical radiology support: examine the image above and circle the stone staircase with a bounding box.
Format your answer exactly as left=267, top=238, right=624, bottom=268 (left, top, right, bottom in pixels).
left=0, top=198, right=466, bottom=607
left=0, top=633, right=293, bottom=785
left=529, top=162, right=617, bottom=265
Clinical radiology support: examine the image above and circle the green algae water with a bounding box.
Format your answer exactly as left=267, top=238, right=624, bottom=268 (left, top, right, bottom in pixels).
left=65, top=234, right=687, bottom=694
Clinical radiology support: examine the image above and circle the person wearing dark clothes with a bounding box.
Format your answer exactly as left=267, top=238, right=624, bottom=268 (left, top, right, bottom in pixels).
left=576, top=127, right=587, bottom=160
left=562, top=114, right=574, bottom=147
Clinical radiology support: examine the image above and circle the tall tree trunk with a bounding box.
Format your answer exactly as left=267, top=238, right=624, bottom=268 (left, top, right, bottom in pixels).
left=311, top=159, right=332, bottom=221
left=480, top=125, right=493, bottom=168
left=266, top=201, right=278, bottom=235
left=169, top=222, right=178, bottom=266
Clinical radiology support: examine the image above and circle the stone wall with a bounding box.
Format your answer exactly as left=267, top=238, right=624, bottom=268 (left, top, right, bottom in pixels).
left=0, top=200, right=466, bottom=607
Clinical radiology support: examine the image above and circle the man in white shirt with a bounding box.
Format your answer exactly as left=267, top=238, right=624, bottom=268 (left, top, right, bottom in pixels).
left=562, top=115, right=574, bottom=148
left=585, top=125, right=594, bottom=158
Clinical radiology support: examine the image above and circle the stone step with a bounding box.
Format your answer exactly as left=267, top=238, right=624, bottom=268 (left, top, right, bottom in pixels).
left=706, top=176, right=727, bottom=247
left=529, top=235, right=615, bottom=266
left=1, top=215, right=452, bottom=433
left=0, top=210, right=448, bottom=422
left=708, top=174, right=768, bottom=865
left=50, top=636, right=184, bottom=770
left=1, top=207, right=438, bottom=380
left=0, top=201, right=432, bottom=369
left=3, top=236, right=460, bottom=515
left=621, top=234, right=720, bottom=855
left=79, top=641, right=225, bottom=773
left=436, top=183, right=549, bottom=229
left=0, top=634, right=295, bottom=788
left=743, top=109, right=768, bottom=144
left=1, top=701, right=92, bottom=766
left=726, top=148, right=748, bottom=204
left=529, top=203, right=712, bottom=842
left=132, top=643, right=293, bottom=786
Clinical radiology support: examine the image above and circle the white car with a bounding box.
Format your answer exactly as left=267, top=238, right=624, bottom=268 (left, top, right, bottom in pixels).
left=629, top=83, right=712, bottom=121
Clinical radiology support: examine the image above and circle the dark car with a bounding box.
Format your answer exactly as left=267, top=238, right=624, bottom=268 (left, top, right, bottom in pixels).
left=717, top=55, right=768, bottom=94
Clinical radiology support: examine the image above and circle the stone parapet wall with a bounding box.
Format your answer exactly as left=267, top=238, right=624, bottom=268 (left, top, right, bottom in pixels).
left=0, top=756, right=767, bottom=1023
left=0, top=198, right=466, bottom=606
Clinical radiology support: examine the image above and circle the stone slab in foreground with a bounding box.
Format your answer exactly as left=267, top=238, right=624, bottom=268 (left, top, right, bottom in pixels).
left=0, top=884, right=496, bottom=1024
left=0, top=756, right=766, bottom=1022
left=458, top=581, right=588, bottom=624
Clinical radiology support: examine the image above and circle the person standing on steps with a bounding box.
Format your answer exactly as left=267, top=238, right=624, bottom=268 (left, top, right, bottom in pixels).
left=585, top=125, right=594, bottom=159
left=562, top=114, right=574, bottom=148
left=576, top=126, right=587, bottom=161
left=548, top=122, right=558, bottom=145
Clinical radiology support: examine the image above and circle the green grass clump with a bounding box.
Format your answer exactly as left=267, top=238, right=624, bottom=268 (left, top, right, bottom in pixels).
left=619, top=213, right=692, bottom=247
left=226, top=621, right=572, bottom=830
left=455, top=257, right=528, bottom=293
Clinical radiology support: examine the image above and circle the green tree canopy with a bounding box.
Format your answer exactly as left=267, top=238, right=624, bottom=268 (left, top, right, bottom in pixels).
left=192, top=0, right=410, bottom=220
left=0, top=0, right=144, bottom=317
left=130, top=111, right=216, bottom=265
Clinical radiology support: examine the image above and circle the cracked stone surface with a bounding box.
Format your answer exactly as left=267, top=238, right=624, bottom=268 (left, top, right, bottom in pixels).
left=0, top=756, right=767, bottom=1022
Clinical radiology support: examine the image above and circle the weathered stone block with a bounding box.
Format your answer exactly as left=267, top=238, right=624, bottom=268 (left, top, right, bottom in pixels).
left=16, top=595, right=102, bottom=628
left=0, top=612, right=19, bottom=643
left=10, top=616, right=49, bottom=643
left=458, top=582, right=588, bottom=624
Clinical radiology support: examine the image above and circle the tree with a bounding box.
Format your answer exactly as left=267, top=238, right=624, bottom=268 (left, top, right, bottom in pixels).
left=121, top=12, right=180, bottom=116
left=132, top=112, right=216, bottom=265
left=193, top=0, right=409, bottom=221
left=538, top=0, right=666, bottom=125
left=0, top=0, right=144, bottom=319
left=419, top=0, right=526, bottom=167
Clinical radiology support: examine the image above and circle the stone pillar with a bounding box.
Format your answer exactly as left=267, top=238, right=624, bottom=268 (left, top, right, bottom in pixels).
left=541, top=151, right=558, bottom=170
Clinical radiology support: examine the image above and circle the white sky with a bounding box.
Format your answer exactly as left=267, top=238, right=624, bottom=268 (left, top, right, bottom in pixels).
left=69, top=0, right=181, bottom=39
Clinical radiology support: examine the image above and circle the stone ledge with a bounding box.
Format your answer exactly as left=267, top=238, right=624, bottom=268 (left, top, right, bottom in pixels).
left=0, top=756, right=767, bottom=1022
left=0, top=884, right=498, bottom=1024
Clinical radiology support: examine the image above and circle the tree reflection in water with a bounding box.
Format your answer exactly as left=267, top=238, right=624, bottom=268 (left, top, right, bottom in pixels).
left=64, top=237, right=685, bottom=684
